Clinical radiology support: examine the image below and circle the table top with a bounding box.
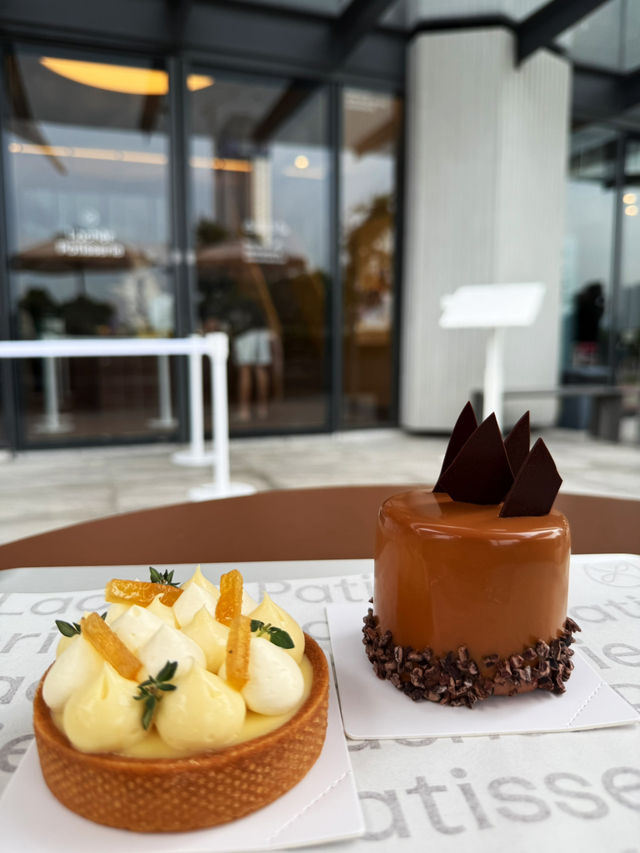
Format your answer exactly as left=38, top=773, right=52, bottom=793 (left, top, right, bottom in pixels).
left=0, top=485, right=639, bottom=571
left=0, top=555, right=638, bottom=853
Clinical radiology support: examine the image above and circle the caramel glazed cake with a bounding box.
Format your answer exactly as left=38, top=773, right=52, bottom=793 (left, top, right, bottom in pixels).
left=363, top=402, right=581, bottom=708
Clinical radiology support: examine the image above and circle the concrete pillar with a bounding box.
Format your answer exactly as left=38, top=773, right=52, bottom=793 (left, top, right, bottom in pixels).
left=401, top=28, right=570, bottom=430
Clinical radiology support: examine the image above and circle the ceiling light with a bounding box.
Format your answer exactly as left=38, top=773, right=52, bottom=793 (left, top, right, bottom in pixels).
left=623, top=192, right=636, bottom=204
left=294, top=155, right=309, bottom=169
left=39, top=58, right=214, bottom=95
left=624, top=205, right=638, bottom=216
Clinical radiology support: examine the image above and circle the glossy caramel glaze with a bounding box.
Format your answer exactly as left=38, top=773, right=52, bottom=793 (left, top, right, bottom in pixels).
left=374, top=491, right=570, bottom=671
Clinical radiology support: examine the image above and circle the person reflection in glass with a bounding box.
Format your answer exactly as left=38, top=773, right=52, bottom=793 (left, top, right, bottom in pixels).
left=200, top=276, right=273, bottom=422
left=574, top=281, right=605, bottom=366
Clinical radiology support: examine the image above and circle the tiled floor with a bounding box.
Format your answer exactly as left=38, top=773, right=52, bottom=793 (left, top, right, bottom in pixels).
left=0, top=424, right=638, bottom=546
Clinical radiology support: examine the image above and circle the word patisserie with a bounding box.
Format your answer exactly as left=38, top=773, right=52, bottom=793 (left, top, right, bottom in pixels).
left=33, top=566, right=329, bottom=832
left=364, top=402, right=581, bottom=707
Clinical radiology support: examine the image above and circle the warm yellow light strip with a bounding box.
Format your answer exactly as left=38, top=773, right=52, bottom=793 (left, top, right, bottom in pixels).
left=190, top=155, right=252, bottom=173
left=8, top=142, right=252, bottom=172
left=39, top=57, right=214, bottom=95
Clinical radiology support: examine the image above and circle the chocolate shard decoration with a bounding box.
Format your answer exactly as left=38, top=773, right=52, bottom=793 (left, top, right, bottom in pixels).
left=433, top=401, right=478, bottom=492
left=500, top=438, right=562, bottom=517
left=504, top=411, right=530, bottom=477
left=438, top=413, right=514, bottom=504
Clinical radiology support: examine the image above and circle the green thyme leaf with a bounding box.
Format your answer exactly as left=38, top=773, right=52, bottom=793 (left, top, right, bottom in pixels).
left=100, top=611, right=107, bottom=620
left=141, top=696, right=156, bottom=731
left=134, top=660, right=178, bottom=730
left=250, top=619, right=294, bottom=649
left=267, top=626, right=294, bottom=649
left=55, top=619, right=81, bottom=637
left=156, top=660, right=178, bottom=682
left=149, top=566, right=180, bottom=587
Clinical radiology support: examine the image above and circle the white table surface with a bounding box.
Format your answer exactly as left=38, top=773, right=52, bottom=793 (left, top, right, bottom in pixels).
left=1, top=556, right=639, bottom=852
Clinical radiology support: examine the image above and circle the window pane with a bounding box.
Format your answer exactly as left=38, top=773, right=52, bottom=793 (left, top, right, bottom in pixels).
left=620, top=139, right=640, bottom=390
left=341, top=88, right=401, bottom=427
left=562, top=128, right=616, bottom=378
left=190, top=72, right=331, bottom=431
left=4, top=50, right=175, bottom=443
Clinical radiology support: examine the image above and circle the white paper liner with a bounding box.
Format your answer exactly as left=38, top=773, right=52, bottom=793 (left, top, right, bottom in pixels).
left=327, top=602, right=640, bottom=740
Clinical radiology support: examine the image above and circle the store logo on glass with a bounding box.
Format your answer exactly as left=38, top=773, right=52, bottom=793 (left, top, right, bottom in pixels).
left=54, top=227, right=125, bottom=259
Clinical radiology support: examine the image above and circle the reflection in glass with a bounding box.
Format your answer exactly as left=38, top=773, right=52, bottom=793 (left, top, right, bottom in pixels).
left=341, top=88, right=401, bottom=427
left=189, top=72, right=330, bottom=431
left=619, top=139, right=640, bottom=390
left=562, top=128, right=616, bottom=376
left=4, top=51, right=175, bottom=443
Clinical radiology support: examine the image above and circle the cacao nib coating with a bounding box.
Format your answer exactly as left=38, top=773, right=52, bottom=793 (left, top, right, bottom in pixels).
left=362, top=609, right=581, bottom=708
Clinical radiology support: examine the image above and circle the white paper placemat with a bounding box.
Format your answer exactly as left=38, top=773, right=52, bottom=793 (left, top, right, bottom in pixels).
left=0, top=675, right=363, bottom=852
left=327, top=603, right=639, bottom=739
left=1, top=556, right=639, bottom=852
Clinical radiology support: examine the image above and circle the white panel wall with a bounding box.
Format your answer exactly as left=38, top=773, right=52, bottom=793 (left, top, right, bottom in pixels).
left=401, top=29, right=570, bottom=430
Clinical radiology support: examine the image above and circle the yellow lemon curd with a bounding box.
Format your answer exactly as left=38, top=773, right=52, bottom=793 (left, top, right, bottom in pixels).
left=44, top=568, right=310, bottom=757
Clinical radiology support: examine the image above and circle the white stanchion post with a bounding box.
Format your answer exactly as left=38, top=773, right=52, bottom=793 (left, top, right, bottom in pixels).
left=189, top=332, right=255, bottom=501
left=172, top=335, right=213, bottom=466
left=149, top=354, right=177, bottom=429
left=35, top=355, right=72, bottom=434
left=483, top=327, right=505, bottom=426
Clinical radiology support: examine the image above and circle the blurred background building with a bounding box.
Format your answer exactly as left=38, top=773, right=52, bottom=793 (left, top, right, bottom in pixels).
left=0, top=0, right=638, bottom=451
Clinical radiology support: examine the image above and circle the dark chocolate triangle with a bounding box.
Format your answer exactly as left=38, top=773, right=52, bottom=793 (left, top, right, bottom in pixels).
left=499, top=438, right=562, bottom=517
left=433, top=401, right=478, bottom=492
left=438, top=413, right=514, bottom=504
left=504, top=411, right=530, bottom=477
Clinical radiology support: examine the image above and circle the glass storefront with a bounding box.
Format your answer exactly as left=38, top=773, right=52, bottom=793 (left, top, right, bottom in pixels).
left=341, top=88, right=402, bottom=427
left=562, top=125, right=640, bottom=430
left=189, top=72, right=331, bottom=431
left=3, top=49, right=177, bottom=442
left=563, top=127, right=616, bottom=377
left=0, top=45, right=402, bottom=449
left=620, top=138, right=640, bottom=387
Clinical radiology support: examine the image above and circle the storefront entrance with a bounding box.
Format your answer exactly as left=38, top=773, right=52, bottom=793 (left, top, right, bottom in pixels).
left=0, top=47, right=402, bottom=449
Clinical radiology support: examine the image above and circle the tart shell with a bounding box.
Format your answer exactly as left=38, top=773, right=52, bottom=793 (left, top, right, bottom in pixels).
left=33, top=634, right=329, bottom=833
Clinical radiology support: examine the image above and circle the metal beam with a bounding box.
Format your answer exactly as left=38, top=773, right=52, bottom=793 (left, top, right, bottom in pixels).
left=252, top=0, right=398, bottom=145
left=517, top=0, right=610, bottom=64
left=332, top=0, right=397, bottom=65
left=620, top=66, right=640, bottom=111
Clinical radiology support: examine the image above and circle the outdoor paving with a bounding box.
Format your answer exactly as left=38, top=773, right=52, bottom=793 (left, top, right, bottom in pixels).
left=0, top=425, right=638, bottom=546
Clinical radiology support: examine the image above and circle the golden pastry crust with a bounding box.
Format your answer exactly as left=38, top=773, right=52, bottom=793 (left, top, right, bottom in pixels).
left=33, top=634, right=329, bottom=833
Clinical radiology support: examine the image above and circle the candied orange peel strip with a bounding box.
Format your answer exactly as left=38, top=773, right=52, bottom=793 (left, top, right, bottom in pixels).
left=215, top=569, right=244, bottom=627
left=226, top=614, right=251, bottom=691
left=105, top=578, right=182, bottom=608
left=81, top=612, right=142, bottom=680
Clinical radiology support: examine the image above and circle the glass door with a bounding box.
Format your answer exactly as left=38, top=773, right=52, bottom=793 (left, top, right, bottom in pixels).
left=340, top=88, right=402, bottom=427
left=619, top=136, right=640, bottom=403
left=188, top=69, right=331, bottom=432
left=3, top=48, right=177, bottom=444
left=561, top=125, right=617, bottom=425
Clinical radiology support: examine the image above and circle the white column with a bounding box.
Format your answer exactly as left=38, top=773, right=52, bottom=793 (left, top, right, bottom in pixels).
left=401, top=28, right=570, bottom=430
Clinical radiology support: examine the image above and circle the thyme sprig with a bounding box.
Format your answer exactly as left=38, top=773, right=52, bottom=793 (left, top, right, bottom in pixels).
left=55, top=619, right=81, bottom=637
left=250, top=620, right=294, bottom=649
left=134, top=661, right=178, bottom=730
left=55, top=611, right=106, bottom=636
left=149, top=566, right=180, bottom=587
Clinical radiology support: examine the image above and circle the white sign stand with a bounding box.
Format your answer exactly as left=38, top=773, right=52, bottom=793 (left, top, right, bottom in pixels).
left=439, top=283, right=545, bottom=426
